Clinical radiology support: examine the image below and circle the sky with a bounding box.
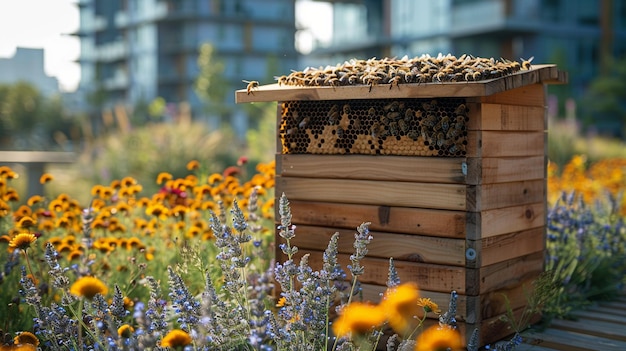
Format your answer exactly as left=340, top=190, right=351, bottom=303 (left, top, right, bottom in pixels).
left=0, top=0, right=330, bottom=93
left=0, top=0, right=80, bottom=92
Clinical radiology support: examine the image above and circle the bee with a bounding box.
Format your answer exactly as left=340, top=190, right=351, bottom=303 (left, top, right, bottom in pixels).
left=388, top=75, right=402, bottom=89
left=343, top=104, right=351, bottom=115
left=436, top=132, right=446, bottom=147
left=336, top=127, right=345, bottom=138
left=440, top=116, right=450, bottom=133
left=404, top=108, right=414, bottom=122
left=298, top=116, right=310, bottom=129
left=521, top=56, right=534, bottom=70
left=446, top=127, right=461, bottom=140
left=387, top=111, right=401, bottom=121
left=328, top=105, right=340, bottom=124
left=397, top=119, right=409, bottom=133
left=421, top=113, right=438, bottom=128
left=275, top=75, right=288, bottom=86
left=243, top=80, right=259, bottom=95
left=454, top=104, right=468, bottom=116
left=407, top=130, right=420, bottom=141
left=384, top=101, right=399, bottom=112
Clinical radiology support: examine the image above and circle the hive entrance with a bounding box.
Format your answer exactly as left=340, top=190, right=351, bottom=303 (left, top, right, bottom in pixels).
left=280, top=98, right=469, bottom=156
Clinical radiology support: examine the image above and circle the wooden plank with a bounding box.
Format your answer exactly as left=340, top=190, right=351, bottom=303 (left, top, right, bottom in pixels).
left=467, top=179, right=546, bottom=211
left=466, top=155, right=545, bottom=185
left=585, top=305, right=626, bottom=317
left=236, top=65, right=562, bottom=103
left=523, top=328, right=626, bottom=351
left=550, top=318, right=626, bottom=341
left=467, top=251, right=544, bottom=295
left=276, top=176, right=467, bottom=210
left=515, top=343, right=562, bottom=351
left=470, top=227, right=545, bottom=267
left=295, top=250, right=468, bottom=293
left=467, top=202, right=546, bottom=239
left=599, top=301, right=626, bottom=310
left=472, top=83, right=547, bottom=107
left=287, top=200, right=467, bottom=238
left=467, top=103, right=546, bottom=131
left=569, top=309, right=626, bottom=325
left=289, top=224, right=466, bottom=266
left=276, top=154, right=466, bottom=184
left=466, top=130, right=546, bottom=158
left=0, top=151, right=76, bottom=163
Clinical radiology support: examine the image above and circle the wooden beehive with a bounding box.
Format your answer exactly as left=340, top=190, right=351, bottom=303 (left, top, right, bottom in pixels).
left=236, top=63, right=566, bottom=347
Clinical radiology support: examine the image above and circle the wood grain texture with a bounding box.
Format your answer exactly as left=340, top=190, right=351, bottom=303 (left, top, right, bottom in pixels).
left=467, top=103, right=546, bottom=131
left=467, top=202, right=546, bottom=239
left=467, top=179, right=546, bottom=211
left=466, top=155, right=546, bottom=185
left=276, top=176, right=467, bottom=210
left=236, top=65, right=564, bottom=103
left=287, top=200, right=467, bottom=238
left=466, top=130, right=546, bottom=158
left=276, top=154, right=466, bottom=183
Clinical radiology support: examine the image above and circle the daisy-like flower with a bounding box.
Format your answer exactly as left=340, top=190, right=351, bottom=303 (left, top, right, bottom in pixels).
left=186, top=160, right=200, bottom=170
left=70, top=276, right=108, bottom=299
left=417, top=297, right=441, bottom=314
left=39, top=173, right=54, bottom=184
left=118, top=324, right=134, bottom=338
left=17, top=216, right=36, bottom=229
left=8, top=232, right=37, bottom=251
left=160, top=329, right=192, bottom=348
left=14, top=331, right=39, bottom=347
left=208, top=173, right=223, bottom=185
left=26, top=195, right=44, bottom=206
left=414, top=325, right=463, bottom=351
left=156, top=172, right=173, bottom=184
left=380, top=282, right=421, bottom=335
left=332, top=302, right=387, bottom=338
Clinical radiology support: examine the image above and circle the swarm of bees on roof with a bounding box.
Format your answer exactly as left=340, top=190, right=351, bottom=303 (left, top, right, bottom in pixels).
left=270, top=54, right=533, bottom=91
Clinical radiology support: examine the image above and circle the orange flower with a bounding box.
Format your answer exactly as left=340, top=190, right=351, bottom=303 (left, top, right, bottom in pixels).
left=26, top=195, right=45, bottom=206
left=186, top=160, right=200, bottom=171
left=118, top=324, right=134, bottom=338
left=380, top=282, right=421, bottom=335
left=70, top=276, right=108, bottom=299
left=17, top=216, right=36, bottom=229
left=156, top=172, right=173, bottom=184
left=414, top=325, right=463, bottom=351
left=417, top=297, right=441, bottom=314
left=39, top=173, right=54, bottom=184
left=8, top=232, right=37, bottom=251
left=332, top=302, right=387, bottom=338
left=14, top=331, right=39, bottom=347
left=160, top=329, right=192, bottom=348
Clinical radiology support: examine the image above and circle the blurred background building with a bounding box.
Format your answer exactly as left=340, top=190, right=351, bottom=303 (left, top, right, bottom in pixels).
left=73, top=0, right=297, bottom=134
left=66, top=0, right=626, bottom=136
left=301, top=0, right=626, bottom=101
left=0, top=47, right=59, bottom=96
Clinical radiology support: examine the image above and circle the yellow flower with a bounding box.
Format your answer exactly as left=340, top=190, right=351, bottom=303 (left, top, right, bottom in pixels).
left=414, top=325, right=463, bottom=351
left=380, top=282, right=421, bottom=335
left=70, top=276, right=108, bottom=299
left=8, top=233, right=37, bottom=251
left=186, top=160, right=200, bottom=170
left=417, top=298, right=441, bottom=314
left=160, top=329, right=192, bottom=348
left=332, top=302, right=387, bottom=338
left=14, top=331, right=39, bottom=346
left=39, top=173, right=54, bottom=184
left=276, top=297, right=287, bottom=307
left=208, top=173, right=223, bottom=185
left=156, top=172, right=173, bottom=184
left=118, top=324, right=134, bottom=338
left=17, top=216, right=36, bottom=229
left=26, top=195, right=44, bottom=206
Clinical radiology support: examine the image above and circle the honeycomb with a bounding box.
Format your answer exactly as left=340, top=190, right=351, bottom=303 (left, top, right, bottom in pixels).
left=279, top=98, right=468, bottom=157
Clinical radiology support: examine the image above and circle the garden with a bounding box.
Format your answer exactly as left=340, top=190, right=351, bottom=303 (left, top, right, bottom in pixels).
left=1, top=150, right=625, bottom=350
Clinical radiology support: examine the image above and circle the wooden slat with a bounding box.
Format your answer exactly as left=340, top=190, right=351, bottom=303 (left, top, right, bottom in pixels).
left=523, top=329, right=626, bottom=351
left=467, top=179, right=546, bottom=211
left=467, top=251, right=544, bottom=296
left=599, top=301, right=626, bottom=310
left=287, top=200, right=467, bottom=238
left=236, top=65, right=563, bottom=103
left=0, top=151, right=76, bottom=163
left=466, top=130, right=546, bottom=158
left=466, top=155, right=546, bottom=185
left=469, top=227, right=545, bottom=267
left=467, top=103, right=546, bottom=131
left=569, top=309, right=626, bottom=325
left=276, top=176, right=467, bottom=210
left=467, top=202, right=545, bottom=239
left=276, top=154, right=466, bottom=184
left=289, top=224, right=466, bottom=266
left=584, top=305, right=626, bottom=317
left=296, top=250, right=468, bottom=293
left=472, top=83, right=547, bottom=107
left=550, top=318, right=626, bottom=341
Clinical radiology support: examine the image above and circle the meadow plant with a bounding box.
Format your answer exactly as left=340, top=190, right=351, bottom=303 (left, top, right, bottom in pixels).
left=0, top=163, right=464, bottom=351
